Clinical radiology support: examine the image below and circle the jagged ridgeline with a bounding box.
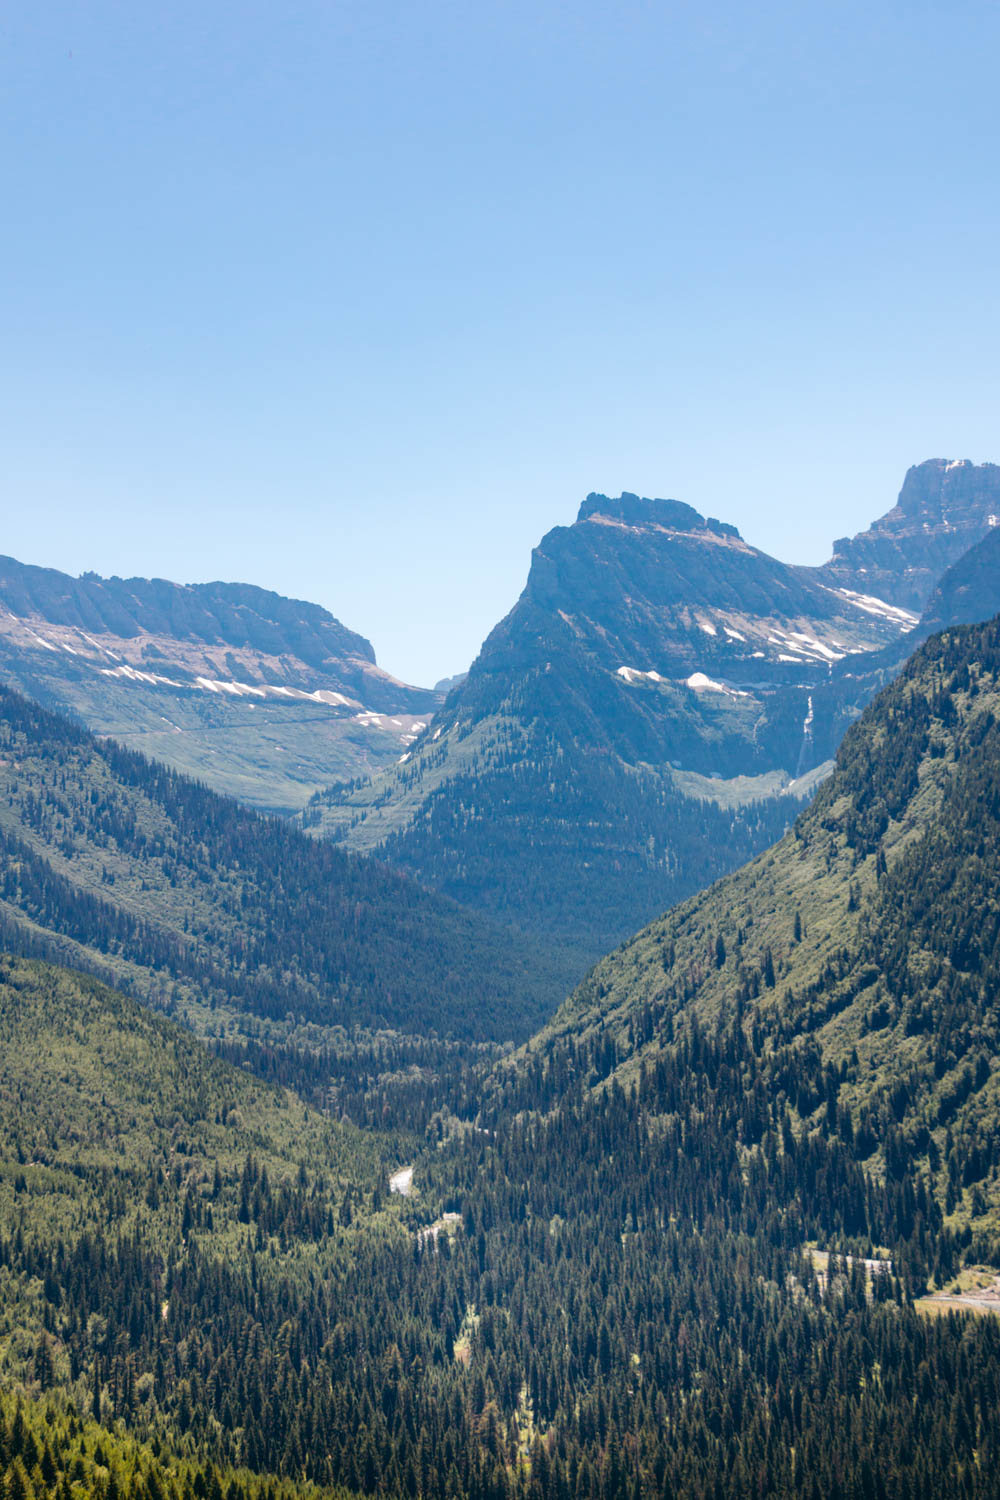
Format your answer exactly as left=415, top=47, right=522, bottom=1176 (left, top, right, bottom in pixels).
left=303, top=461, right=1000, bottom=976
left=527, top=612, right=1000, bottom=1231
left=300, top=485, right=913, bottom=963
left=0, top=685, right=564, bottom=1041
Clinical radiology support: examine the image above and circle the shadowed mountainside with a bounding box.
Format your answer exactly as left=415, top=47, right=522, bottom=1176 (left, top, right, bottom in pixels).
left=0, top=684, right=563, bottom=1043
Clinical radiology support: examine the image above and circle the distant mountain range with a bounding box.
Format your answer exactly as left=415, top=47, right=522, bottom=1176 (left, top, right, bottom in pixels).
left=4, top=457, right=999, bottom=988
left=0, top=561, right=441, bottom=812
left=304, top=459, right=1000, bottom=969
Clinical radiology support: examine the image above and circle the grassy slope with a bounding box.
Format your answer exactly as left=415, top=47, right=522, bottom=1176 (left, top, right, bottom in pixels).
left=0, top=955, right=395, bottom=1248
left=0, top=645, right=418, bottom=815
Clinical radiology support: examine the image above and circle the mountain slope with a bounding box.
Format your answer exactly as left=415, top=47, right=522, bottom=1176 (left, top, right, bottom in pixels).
left=302, top=485, right=925, bottom=964
left=4, top=885, right=1000, bottom=1499
left=535, top=613, right=1000, bottom=1231
left=0, top=953, right=387, bottom=1239
left=0, top=684, right=562, bottom=1042
left=818, top=457, right=1000, bottom=610
left=355, top=489, right=913, bottom=780
left=0, top=1396, right=358, bottom=1500
left=919, top=521, right=1000, bottom=632
left=306, top=463, right=1000, bottom=972
left=0, top=952, right=404, bottom=1497
left=0, top=557, right=440, bottom=812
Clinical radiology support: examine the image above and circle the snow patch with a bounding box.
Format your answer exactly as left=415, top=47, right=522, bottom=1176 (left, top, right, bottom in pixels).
left=306, top=689, right=352, bottom=706
left=832, top=587, right=918, bottom=628
left=698, top=620, right=718, bottom=636
left=78, top=631, right=110, bottom=653
left=195, top=676, right=267, bottom=698
left=685, top=672, right=749, bottom=697
left=723, top=627, right=746, bottom=642
left=788, top=632, right=845, bottom=662
left=101, top=664, right=184, bottom=688
left=617, top=666, right=664, bottom=684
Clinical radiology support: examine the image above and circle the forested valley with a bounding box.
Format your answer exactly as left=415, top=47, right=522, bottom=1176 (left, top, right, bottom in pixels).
left=4, top=620, right=1000, bottom=1497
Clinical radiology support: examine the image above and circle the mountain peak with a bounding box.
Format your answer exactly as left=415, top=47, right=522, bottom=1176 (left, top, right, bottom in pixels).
left=836, top=457, right=1000, bottom=542
left=819, top=458, right=1000, bottom=611
left=578, top=492, right=741, bottom=539
left=892, top=456, right=1000, bottom=518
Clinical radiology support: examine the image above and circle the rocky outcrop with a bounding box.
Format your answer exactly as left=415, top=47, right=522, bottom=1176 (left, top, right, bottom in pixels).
left=451, top=489, right=912, bottom=771
left=818, top=458, right=1000, bottom=610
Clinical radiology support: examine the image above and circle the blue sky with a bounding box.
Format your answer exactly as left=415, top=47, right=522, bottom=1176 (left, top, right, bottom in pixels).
left=2, top=1, right=999, bottom=684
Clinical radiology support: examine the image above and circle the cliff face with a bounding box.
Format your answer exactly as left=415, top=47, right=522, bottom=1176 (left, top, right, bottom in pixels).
left=0, top=557, right=440, bottom=812
left=304, top=489, right=924, bottom=970
left=818, top=458, right=1000, bottom=610
left=450, top=489, right=912, bottom=772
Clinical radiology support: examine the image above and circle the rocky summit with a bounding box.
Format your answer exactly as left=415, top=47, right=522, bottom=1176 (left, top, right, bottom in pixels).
left=303, top=463, right=1000, bottom=977
left=818, top=457, right=1000, bottom=610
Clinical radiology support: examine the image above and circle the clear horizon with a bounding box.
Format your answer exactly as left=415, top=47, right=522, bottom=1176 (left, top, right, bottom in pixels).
left=3, top=2, right=999, bottom=685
